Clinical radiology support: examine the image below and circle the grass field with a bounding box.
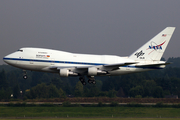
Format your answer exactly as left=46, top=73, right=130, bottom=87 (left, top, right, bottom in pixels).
left=1, top=118, right=180, bottom=120
left=1, top=106, right=180, bottom=118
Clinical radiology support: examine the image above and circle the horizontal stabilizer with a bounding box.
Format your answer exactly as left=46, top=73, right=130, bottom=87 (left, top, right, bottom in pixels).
left=136, top=62, right=171, bottom=67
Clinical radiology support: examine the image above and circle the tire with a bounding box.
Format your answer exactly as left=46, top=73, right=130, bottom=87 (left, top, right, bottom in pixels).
left=23, top=75, right=28, bottom=79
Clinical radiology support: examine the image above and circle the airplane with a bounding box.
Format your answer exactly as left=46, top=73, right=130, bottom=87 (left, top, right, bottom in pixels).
left=3, top=27, right=175, bottom=85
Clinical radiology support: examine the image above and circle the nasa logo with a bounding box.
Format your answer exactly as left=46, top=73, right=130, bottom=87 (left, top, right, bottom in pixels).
left=147, top=41, right=166, bottom=55
left=148, top=41, right=166, bottom=50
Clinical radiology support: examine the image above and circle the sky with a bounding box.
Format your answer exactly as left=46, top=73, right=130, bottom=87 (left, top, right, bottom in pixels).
left=1, top=0, right=180, bottom=64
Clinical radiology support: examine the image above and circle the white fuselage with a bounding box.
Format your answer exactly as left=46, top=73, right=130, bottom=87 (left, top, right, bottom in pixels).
left=3, top=47, right=162, bottom=76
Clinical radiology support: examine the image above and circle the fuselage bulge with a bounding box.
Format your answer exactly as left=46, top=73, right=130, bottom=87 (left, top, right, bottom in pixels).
left=3, top=27, right=176, bottom=85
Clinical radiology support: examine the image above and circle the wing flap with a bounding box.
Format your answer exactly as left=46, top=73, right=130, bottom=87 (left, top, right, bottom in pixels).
left=103, top=62, right=137, bottom=71
left=104, top=62, right=137, bottom=67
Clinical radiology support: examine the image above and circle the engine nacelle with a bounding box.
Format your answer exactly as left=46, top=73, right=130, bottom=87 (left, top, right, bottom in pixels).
left=59, top=69, right=78, bottom=77
left=88, top=67, right=107, bottom=76
left=59, top=69, right=69, bottom=77
left=88, top=67, right=97, bottom=76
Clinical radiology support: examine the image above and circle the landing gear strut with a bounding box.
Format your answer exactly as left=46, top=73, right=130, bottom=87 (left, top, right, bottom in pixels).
left=88, top=76, right=96, bottom=85
left=79, top=76, right=86, bottom=85
left=79, top=76, right=96, bottom=85
left=23, top=70, right=28, bottom=79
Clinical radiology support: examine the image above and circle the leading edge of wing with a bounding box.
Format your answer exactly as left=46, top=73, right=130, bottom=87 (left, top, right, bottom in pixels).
left=49, top=66, right=89, bottom=70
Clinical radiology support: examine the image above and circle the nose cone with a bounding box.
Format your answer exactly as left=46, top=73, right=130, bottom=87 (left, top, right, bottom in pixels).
left=3, top=55, right=11, bottom=64
left=3, top=52, right=17, bottom=65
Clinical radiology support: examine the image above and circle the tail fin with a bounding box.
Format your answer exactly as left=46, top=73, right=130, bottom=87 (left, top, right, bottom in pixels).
left=129, top=27, right=175, bottom=61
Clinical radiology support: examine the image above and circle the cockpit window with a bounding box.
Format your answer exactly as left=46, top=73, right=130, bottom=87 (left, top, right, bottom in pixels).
left=17, top=49, right=23, bottom=52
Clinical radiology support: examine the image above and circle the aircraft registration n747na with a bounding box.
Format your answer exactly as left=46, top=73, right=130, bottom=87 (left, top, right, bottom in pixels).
left=3, top=27, right=175, bottom=85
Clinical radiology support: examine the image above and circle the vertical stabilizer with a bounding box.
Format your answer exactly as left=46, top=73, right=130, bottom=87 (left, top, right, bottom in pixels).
left=129, top=27, right=175, bottom=61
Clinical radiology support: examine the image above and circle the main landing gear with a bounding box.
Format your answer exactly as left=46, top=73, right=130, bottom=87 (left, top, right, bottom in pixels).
left=79, top=76, right=96, bottom=85
left=79, top=76, right=86, bottom=85
left=23, top=70, right=28, bottom=79
left=88, top=76, right=96, bottom=84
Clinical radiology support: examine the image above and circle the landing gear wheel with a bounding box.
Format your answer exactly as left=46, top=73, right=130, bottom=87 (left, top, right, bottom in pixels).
left=79, top=77, right=84, bottom=82
left=23, top=75, right=28, bottom=79
left=92, top=80, right=96, bottom=84
left=88, top=80, right=92, bottom=84
left=88, top=76, right=96, bottom=85
left=79, top=76, right=86, bottom=85
left=82, top=81, right=86, bottom=85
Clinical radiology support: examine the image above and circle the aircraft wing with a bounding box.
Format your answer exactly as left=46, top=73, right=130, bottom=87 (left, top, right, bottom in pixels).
left=49, top=66, right=89, bottom=70
left=50, top=62, right=137, bottom=72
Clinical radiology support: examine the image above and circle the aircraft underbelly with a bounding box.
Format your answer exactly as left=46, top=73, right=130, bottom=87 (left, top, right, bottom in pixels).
left=108, top=67, right=152, bottom=76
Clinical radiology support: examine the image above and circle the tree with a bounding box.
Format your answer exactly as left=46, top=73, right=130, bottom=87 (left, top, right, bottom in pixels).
left=108, top=89, right=117, bottom=98
left=13, top=84, right=20, bottom=99
left=116, top=87, right=125, bottom=97
left=74, top=81, right=83, bottom=97
left=48, top=84, right=60, bottom=98
left=153, top=86, right=164, bottom=98
left=30, top=72, right=44, bottom=87
left=86, top=85, right=100, bottom=97
left=59, top=88, right=66, bottom=98
left=143, top=80, right=156, bottom=97
left=129, top=86, right=144, bottom=98
left=28, top=83, right=63, bottom=98
left=50, top=78, right=63, bottom=89
left=0, top=88, right=5, bottom=100
left=0, top=70, right=8, bottom=90
left=29, top=83, right=48, bottom=98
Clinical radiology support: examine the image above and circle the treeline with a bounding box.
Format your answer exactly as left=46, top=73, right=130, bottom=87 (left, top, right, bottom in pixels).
left=0, top=57, right=180, bottom=100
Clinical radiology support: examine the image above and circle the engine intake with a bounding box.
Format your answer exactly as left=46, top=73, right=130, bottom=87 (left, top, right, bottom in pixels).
left=59, top=69, right=78, bottom=77
left=59, top=69, right=69, bottom=77
left=88, top=67, right=97, bottom=76
left=88, top=67, right=107, bottom=76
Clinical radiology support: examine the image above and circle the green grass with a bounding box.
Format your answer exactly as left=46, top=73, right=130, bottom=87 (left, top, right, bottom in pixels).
left=1, top=118, right=180, bottom=120
left=1, top=106, right=180, bottom=118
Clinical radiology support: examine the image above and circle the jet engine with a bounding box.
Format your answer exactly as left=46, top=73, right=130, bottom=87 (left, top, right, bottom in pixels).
left=59, top=69, right=69, bottom=77
left=59, top=69, right=78, bottom=77
left=88, top=67, right=107, bottom=76
left=88, top=67, right=98, bottom=76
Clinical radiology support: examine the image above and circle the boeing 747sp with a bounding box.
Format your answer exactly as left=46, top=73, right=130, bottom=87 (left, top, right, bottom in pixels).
left=3, top=27, right=175, bottom=85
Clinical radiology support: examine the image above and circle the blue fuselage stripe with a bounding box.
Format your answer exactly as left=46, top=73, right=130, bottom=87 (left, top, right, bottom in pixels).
left=3, top=57, right=163, bottom=69
left=3, top=57, right=105, bottom=66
